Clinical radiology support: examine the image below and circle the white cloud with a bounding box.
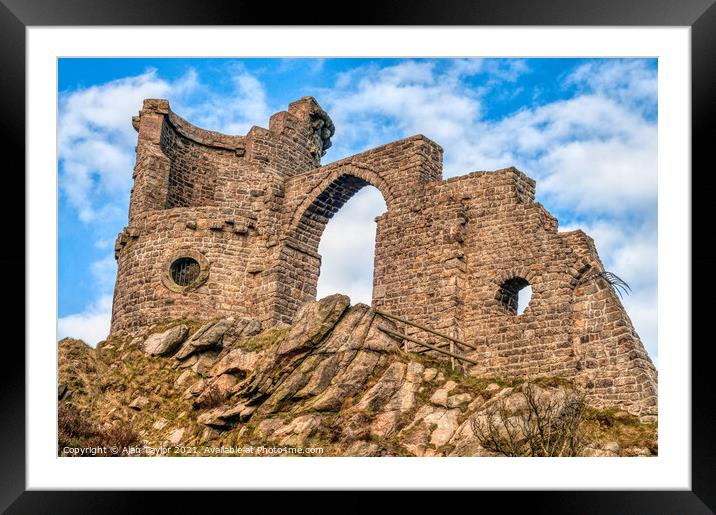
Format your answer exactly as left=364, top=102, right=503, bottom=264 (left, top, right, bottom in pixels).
left=59, top=70, right=192, bottom=345
left=322, top=58, right=657, bottom=214
left=323, top=60, right=657, bottom=218
left=90, top=254, right=118, bottom=291
left=449, top=58, right=529, bottom=83
left=57, top=294, right=113, bottom=347
left=176, top=69, right=271, bottom=135
left=621, top=286, right=658, bottom=366
left=537, top=129, right=657, bottom=214
left=277, top=58, right=327, bottom=75
left=517, top=285, right=533, bottom=315
left=324, top=60, right=483, bottom=158
left=94, top=238, right=113, bottom=249
left=316, top=187, right=387, bottom=305
left=565, top=59, right=657, bottom=112
left=561, top=218, right=657, bottom=290
left=58, top=66, right=270, bottom=225
left=59, top=69, right=181, bottom=223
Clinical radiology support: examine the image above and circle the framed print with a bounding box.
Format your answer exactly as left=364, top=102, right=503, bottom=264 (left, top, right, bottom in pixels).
left=4, top=0, right=715, bottom=512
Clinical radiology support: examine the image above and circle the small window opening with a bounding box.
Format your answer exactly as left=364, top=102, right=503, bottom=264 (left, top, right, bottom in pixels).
left=498, top=277, right=532, bottom=315
left=170, top=257, right=200, bottom=286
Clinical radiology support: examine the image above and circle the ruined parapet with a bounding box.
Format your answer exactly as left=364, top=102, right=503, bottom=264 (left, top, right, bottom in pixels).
left=112, top=97, right=336, bottom=333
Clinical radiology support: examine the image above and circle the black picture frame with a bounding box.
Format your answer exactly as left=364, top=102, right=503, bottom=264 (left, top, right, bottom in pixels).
left=3, top=1, right=714, bottom=512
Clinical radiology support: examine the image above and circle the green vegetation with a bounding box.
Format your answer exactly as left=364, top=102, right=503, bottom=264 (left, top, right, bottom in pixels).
left=239, top=327, right=290, bottom=351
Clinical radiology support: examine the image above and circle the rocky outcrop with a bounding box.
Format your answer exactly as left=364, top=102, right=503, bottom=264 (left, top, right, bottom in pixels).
left=142, top=325, right=188, bottom=356
left=174, top=318, right=235, bottom=360
left=58, top=295, right=657, bottom=457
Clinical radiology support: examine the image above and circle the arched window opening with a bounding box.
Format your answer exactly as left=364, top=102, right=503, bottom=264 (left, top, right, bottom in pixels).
left=316, top=186, right=387, bottom=304
left=497, top=277, right=532, bottom=315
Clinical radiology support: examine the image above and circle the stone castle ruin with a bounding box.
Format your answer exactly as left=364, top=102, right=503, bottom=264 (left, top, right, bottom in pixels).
left=111, top=97, right=657, bottom=419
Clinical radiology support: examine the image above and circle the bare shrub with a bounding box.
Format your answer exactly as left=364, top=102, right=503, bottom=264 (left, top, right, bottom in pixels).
left=101, top=422, right=141, bottom=451
left=58, top=402, right=97, bottom=443
left=471, top=382, right=588, bottom=457
left=204, top=382, right=225, bottom=408
left=58, top=403, right=140, bottom=456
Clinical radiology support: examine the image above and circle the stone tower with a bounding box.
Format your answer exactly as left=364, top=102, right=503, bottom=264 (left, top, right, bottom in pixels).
left=111, top=97, right=657, bottom=419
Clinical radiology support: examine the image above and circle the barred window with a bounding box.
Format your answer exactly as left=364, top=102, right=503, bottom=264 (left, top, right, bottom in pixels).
left=170, top=257, right=201, bottom=286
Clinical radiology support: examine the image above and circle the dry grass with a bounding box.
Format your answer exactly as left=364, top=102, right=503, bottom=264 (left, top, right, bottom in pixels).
left=58, top=403, right=140, bottom=456
left=582, top=407, right=658, bottom=455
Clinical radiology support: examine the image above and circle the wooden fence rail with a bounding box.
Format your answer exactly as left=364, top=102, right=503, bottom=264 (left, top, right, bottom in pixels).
left=374, top=309, right=477, bottom=368
left=377, top=326, right=478, bottom=365
left=374, top=309, right=478, bottom=351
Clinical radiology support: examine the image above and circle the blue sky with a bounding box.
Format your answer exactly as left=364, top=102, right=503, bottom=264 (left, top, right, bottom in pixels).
left=57, top=57, right=658, bottom=364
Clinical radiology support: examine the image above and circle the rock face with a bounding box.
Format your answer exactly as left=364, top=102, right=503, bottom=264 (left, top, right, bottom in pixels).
left=129, top=396, right=149, bottom=410
left=174, top=318, right=235, bottom=359
left=58, top=295, right=658, bottom=457
left=142, top=325, right=188, bottom=356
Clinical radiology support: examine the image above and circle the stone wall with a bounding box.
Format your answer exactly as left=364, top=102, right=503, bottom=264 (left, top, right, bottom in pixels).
left=111, top=97, right=657, bottom=418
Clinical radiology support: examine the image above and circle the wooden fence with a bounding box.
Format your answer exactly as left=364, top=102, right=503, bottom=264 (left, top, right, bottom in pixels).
left=374, top=309, right=476, bottom=369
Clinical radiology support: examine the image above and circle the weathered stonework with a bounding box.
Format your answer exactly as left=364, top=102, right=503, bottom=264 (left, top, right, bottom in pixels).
left=111, top=97, right=657, bottom=418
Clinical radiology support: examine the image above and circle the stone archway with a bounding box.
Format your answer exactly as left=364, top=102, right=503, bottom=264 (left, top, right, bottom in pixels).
left=286, top=164, right=396, bottom=241
left=275, top=166, right=393, bottom=321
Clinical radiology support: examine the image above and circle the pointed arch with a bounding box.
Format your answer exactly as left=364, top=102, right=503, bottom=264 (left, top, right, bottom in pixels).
left=275, top=163, right=392, bottom=318
left=286, top=163, right=395, bottom=246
